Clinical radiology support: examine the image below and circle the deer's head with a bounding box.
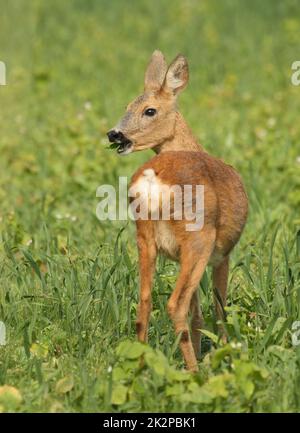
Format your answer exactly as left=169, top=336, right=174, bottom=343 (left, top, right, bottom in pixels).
left=107, top=50, right=189, bottom=155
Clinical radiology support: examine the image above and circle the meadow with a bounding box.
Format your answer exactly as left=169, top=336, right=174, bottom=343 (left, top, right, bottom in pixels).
left=0, top=0, right=300, bottom=412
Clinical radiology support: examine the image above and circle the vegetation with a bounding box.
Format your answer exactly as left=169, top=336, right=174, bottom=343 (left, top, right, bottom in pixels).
left=0, top=0, right=299, bottom=412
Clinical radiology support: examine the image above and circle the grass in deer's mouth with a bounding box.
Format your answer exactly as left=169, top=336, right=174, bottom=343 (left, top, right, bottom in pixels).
left=109, top=141, right=133, bottom=154
left=108, top=142, right=121, bottom=150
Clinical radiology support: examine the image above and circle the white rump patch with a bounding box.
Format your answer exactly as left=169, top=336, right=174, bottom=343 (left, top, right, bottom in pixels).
left=129, top=169, right=162, bottom=219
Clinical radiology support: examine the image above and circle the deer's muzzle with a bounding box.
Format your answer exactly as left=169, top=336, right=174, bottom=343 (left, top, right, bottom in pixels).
left=107, top=130, right=133, bottom=155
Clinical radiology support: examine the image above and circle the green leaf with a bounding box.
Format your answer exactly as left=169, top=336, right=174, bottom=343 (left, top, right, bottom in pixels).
left=234, top=360, right=269, bottom=383
left=0, top=386, right=22, bottom=409
left=240, top=380, right=255, bottom=399
left=200, top=329, right=219, bottom=344
left=144, top=350, right=167, bottom=376
left=122, top=359, right=140, bottom=372
left=111, top=384, right=128, bottom=405
left=109, top=143, right=120, bottom=150
left=183, top=383, right=213, bottom=404
left=22, top=250, right=42, bottom=281
left=112, top=367, right=128, bottom=381
left=116, top=340, right=146, bottom=359
left=166, top=383, right=183, bottom=397
left=203, top=374, right=231, bottom=398
left=166, top=368, right=190, bottom=382
left=132, top=378, right=147, bottom=396
left=211, top=344, right=233, bottom=369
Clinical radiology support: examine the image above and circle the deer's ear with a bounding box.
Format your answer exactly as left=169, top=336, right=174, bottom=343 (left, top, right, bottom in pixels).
left=163, top=54, right=189, bottom=95
left=144, top=50, right=168, bottom=92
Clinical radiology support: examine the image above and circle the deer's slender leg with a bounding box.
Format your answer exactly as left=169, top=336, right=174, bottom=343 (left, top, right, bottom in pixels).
left=212, top=255, right=229, bottom=342
left=190, top=289, right=204, bottom=359
left=168, top=230, right=215, bottom=371
left=136, top=221, right=157, bottom=343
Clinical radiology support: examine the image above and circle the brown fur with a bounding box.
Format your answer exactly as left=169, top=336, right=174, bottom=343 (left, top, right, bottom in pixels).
left=109, top=51, right=248, bottom=371
left=130, top=152, right=248, bottom=371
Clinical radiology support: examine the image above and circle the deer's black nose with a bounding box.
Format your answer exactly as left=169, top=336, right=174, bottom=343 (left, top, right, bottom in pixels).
left=107, top=130, right=123, bottom=143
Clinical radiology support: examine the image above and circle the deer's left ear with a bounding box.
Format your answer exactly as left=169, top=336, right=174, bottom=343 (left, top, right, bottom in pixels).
left=144, top=50, right=168, bottom=92
left=163, top=54, right=189, bottom=95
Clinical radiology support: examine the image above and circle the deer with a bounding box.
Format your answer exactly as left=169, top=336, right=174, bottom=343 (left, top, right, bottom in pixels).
left=107, top=50, right=248, bottom=372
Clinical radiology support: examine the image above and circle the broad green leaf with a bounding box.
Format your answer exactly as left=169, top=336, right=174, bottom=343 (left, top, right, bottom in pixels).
left=0, top=386, right=22, bottom=409
left=239, top=380, right=255, bottom=399
left=145, top=351, right=167, bottom=376
left=203, top=374, right=231, bottom=398
left=183, top=383, right=213, bottom=404
left=112, top=367, right=128, bottom=381
left=166, top=368, right=190, bottom=382
left=131, top=378, right=146, bottom=395
left=111, top=384, right=128, bottom=405
left=166, top=383, right=183, bottom=397
left=116, top=340, right=146, bottom=359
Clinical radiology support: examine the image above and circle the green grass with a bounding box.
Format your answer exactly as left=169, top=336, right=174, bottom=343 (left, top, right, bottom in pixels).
left=0, top=0, right=300, bottom=412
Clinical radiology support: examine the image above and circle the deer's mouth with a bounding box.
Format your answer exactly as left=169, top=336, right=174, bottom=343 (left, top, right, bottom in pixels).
left=110, top=138, right=133, bottom=155
left=107, top=130, right=133, bottom=155
left=117, top=139, right=133, bottom=155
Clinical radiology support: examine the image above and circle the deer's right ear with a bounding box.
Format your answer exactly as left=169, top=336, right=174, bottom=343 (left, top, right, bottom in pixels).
left=163, top=54, right=189, bottom=96
left=144, top=50, right=168, bottom=92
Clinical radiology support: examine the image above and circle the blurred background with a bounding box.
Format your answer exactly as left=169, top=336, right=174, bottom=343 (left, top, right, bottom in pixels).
left=0, top=0, right=300, bottom=412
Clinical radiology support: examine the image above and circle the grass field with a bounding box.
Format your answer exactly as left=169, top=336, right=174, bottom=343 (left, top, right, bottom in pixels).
left=0, top=0, right=300, bottom=412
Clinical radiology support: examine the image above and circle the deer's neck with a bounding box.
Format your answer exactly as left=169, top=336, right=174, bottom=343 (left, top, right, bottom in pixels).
left=154, top=112, right=202, bottom=154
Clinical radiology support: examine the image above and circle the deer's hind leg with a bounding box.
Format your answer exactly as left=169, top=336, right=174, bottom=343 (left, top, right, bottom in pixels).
left=212, top=255, right=229, bottom=342
left=167, top=228, right=216, bottom=371
left=190, top=289, right=204, bottom=359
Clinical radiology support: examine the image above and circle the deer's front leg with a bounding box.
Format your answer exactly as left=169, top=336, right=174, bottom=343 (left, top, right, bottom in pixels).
left=136, top=221, right=157, bottom=343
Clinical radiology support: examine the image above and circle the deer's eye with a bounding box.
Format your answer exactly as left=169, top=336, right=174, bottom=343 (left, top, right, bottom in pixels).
left=144, top=108, right=157, bottom=117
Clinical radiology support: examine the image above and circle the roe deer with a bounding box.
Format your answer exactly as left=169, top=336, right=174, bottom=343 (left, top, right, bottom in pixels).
left=107, top=50, right=248, bottom=371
